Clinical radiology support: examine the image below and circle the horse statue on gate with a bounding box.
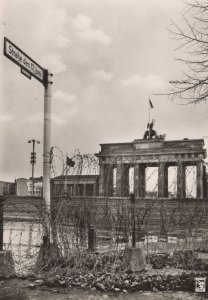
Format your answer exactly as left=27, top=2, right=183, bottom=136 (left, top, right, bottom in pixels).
left=143, top=119, right=165, bottom=140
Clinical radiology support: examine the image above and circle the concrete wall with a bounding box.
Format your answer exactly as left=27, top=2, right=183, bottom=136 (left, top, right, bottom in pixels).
left=3, top=195, right=208, bottom=238
left=51, top=196, right=208, bottom=237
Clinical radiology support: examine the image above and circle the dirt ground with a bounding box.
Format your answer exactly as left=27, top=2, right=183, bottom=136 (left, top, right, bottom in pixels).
left=0, top=279, right=208, bottom=300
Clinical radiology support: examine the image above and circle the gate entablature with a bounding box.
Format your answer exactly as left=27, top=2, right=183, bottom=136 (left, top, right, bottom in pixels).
left=95, top=138, right=207, bottom=199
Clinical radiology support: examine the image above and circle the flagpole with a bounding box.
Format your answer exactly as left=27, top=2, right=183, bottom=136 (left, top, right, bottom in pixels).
left=65, top=154, right=67, bottom=195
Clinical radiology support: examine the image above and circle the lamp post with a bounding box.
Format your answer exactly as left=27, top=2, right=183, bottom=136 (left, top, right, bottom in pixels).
left=28, top=139, right=40, bottom=196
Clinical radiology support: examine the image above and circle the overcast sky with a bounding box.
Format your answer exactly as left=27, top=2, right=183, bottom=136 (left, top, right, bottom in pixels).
left=1, top=0, right=208, bottom=182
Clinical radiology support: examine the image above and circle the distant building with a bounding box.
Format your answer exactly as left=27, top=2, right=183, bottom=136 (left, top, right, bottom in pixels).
left=51, top=175, right=99, bottom=197
left=0, top=181, right=15, bottom=196
left=15, top=175, right=99, bottom=197
left=16, top=177, right=43, bottom=197
left=27, top=177, right=43, bottom=197
left=16, top=178, right=28, bottom=196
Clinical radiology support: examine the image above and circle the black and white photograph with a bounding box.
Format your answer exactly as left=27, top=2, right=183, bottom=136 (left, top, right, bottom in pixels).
left=1, top=0, right=208, bottom=299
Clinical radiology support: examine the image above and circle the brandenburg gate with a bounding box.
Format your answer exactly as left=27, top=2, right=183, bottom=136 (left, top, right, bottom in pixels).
left=95, top=138, right=207, bottom=198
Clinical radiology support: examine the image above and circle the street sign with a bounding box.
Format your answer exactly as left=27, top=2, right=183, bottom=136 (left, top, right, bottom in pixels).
left=3, top=37, right=52, bottom=246
left=4, top=37, right=47, bottom=86
left=21, top=68, right=31, bottom=80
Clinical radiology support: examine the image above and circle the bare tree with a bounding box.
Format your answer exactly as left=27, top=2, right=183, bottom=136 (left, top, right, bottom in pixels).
left=169, top=1, right=208, bottom=104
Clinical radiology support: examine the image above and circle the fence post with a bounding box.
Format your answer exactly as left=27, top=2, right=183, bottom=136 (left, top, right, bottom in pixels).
left=122, top=193, right=146, bottom=272
left=88, top=225, right=96, bottom=251
left=0, top=197, right=4, bottom=251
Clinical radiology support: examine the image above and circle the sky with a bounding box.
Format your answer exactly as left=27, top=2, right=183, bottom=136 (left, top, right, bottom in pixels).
left=1, top=0, right=208, bottom=182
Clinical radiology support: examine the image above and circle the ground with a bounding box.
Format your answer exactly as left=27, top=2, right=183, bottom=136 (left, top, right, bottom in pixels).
left=0, top=279, right=207, bottom=300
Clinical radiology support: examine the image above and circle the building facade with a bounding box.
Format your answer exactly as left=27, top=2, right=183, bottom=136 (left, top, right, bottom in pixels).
left=0, top=181, right=16, bottom=196
left=27, top=177, right=43, bottom=197
left=51, top=175, right=99, bottom=197
left=95, top=138, right=207, bottom=198
left=16, top=178, right=28, bottom=196
left=16, top=177, right=43, bottom=197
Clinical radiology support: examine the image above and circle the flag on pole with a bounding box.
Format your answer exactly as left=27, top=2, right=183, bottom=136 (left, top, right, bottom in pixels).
left=149, top=98, right=153, bottom=109
left=66, top=156, right=75, bottom=167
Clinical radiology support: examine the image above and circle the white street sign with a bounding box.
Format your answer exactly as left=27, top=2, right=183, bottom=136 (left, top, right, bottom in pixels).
left=4, top=37, right=47, bottom=85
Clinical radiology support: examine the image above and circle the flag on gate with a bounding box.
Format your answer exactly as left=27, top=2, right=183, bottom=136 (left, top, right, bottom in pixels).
left=149, top=98, right=153, bottom=109
left=66, top=156, right=75, bottom=167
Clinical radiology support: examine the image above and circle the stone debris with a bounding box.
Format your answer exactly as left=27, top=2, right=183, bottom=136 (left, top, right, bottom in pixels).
left=28, top=283, right=35, bottom=289
left=35, top=279, right=44, bottom=285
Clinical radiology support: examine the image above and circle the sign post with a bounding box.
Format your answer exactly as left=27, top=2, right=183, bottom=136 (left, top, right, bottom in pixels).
left=3, top=37, right=53, bottom=246
left=43, top=71, right=52, bottom=244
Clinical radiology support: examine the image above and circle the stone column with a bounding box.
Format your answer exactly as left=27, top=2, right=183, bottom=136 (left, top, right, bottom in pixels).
left=158, top=163, right=168, bottom=198
left=134, top=164, right=146, bottom=197
left=69, top=184, right=72, bottom=196
left=83, top=184, right=87, bottom=196
left=203, top=165, right=207, bottom=198
left=197, top=161, right=204, bottom=198
left=73, top=184, right=76, bottom=196
left=140, top=164, right=146, bottom=198
left=123, top=164, right=129, bottom=197
left=72, top=184, right=75, bottom=196
left=116, top=163, right=123, bottom=197
left=99, top=164, right=105, bottom=196
left=164, top=166, right=168, bottom=197
left=134, top=164, right=140, bottom=197
left=177, top=161, right=186, bottom=198
left=105, top=165, right=114, bottom=196
left=93, top=183, right=97, bottom=196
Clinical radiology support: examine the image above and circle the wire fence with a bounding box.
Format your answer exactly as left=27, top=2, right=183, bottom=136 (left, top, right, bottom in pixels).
left=2, top=150, right=208, bottom=275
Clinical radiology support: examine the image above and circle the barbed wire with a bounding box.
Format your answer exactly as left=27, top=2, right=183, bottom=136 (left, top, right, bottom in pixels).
left=2, top=147, right=208, bottom=275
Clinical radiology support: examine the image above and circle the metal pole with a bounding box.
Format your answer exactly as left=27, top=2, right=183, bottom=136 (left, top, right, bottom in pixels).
left=28, top=139, right=40, bottom=196
left=32, top=140, right=35, bottom=196
left=64, top=154, right=68, bottom=196
left=148, top=100, right=150, bottom=139
left=43, top=71, right=52, bottom=242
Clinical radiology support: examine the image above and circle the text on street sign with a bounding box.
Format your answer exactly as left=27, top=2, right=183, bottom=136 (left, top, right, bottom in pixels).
left=4, top=37, right=47, bottom=85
